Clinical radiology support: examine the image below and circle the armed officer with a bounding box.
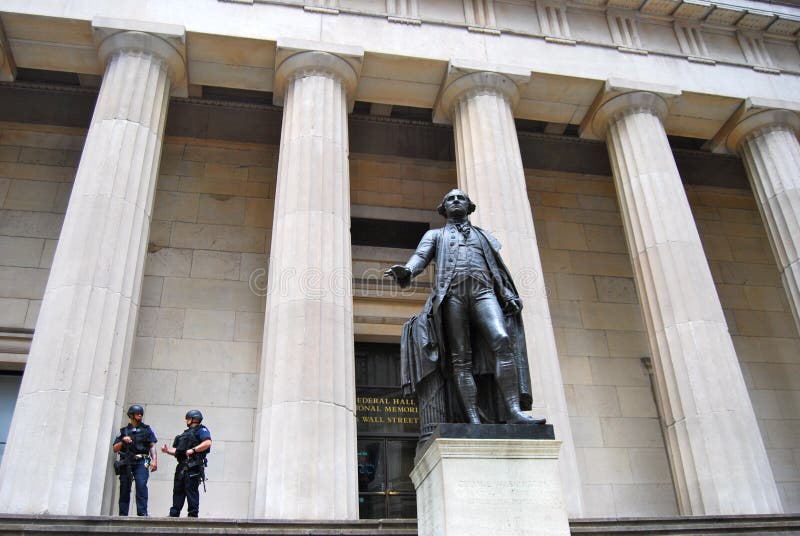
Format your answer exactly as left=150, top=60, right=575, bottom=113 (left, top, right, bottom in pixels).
left=161, top=409, right=212, bottom=518
left=112, top=404, right=158, bottom=517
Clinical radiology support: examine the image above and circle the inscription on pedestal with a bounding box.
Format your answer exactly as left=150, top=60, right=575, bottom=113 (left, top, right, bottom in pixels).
left=454, top=478, right=564, bottom=533
left=411, top=434, right=570, bottom=536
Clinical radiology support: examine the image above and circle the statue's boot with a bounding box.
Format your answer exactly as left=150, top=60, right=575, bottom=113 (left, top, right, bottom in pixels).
left=496, top=353, right=546, bottom=425
left=454, top=368, right=481, bottom=425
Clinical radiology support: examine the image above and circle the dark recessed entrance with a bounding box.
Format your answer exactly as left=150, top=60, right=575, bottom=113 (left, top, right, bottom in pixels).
left=355, top=343, right=418, bottom=519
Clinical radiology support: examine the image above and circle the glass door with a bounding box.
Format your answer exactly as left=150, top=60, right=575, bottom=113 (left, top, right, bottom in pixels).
left=358, top=437, right=417, bottom=519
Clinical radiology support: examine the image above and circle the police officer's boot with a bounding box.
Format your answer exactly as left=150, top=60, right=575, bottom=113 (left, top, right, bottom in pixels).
left=452, top=352, right=481, bottom=425
left=496, top=353, right=546, bottom=425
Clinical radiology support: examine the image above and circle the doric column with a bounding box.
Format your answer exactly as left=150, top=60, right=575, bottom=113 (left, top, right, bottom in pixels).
left=718, top=100, right=800, bottom=335
left=0, top=19, right=16, bottom=81
left=584, top=83, right=782, bottom=515
left=0, top=21, right=17, bottom=82
left=434, top=62, right=584, bottom=517
left=0, top=18, right=186, bottom=515
left=251, top=41, right=363, bottom=520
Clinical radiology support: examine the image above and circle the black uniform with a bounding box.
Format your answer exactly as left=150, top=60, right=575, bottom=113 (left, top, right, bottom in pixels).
left=113, top=423, right=156, bottom=516
left=169, top=424, right=211, bottom=517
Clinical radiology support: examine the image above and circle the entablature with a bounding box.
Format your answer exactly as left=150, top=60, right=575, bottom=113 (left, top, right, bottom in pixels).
left=0, top=0, right=797, bottom=143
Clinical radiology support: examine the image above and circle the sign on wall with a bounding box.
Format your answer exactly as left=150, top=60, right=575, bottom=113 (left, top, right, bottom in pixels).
left=356, top=388, right=419, bottom=434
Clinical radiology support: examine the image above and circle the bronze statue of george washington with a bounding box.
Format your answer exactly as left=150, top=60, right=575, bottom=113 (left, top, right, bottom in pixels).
left=385, top=189, right=545, bottom=440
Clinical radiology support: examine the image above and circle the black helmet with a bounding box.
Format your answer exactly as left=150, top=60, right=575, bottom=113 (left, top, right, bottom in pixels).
left=127, top=404, right=144, bottom=417
left=185, top=409, right=203, bottom=423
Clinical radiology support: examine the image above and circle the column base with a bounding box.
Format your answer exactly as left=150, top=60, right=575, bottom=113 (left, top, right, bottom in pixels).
left=410, top=424, right=568, bottom=536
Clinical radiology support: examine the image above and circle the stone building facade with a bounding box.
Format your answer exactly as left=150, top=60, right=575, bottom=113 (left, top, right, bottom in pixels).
left=0, top=0, right=798, bottom=522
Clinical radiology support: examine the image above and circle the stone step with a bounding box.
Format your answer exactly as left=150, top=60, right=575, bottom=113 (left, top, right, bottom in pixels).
left=0, top=515, right=418, bottom=535
left=570, top=514, right=800, bottom=534
left=1, top=514, right=798, bottom=535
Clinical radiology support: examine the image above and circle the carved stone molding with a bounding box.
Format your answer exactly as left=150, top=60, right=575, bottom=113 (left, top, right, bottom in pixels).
left=92, top=17, right=187, bottom=96
left=709, top=97, right=800, bottom=154
left=0, top=330, right=32, bottom=366
left=273, top=38, right=363, bottom=110
left=674, top=21, right=714, bottom=64
left=433, top=60, right=530, bottom=124
left=304, top=0, right=339, bottom=14
left=580, top=78, right=681, bottom=140
left=387, top=0, right=420, bottom=24
left=607, top=10, right=647, bottom=54
left=737, top=30, right=780, bottom=74
left=233, top=0, right=798, bottom=74
left=464, top=0, right=499, bottom=34
left=413, top=439, right=563, bottom=483
left=728, top=108, right=800, bottom=154
left=538, top=1, right=576, bottom=45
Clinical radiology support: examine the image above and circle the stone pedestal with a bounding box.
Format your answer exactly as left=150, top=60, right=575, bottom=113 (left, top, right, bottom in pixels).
left=410, top=425, right=568, bottom=536
left=0, top=20, right=185, bottom=515
left=434, top=63, right=583, bottom=517
left=250, top=42, right=363, bottom=520
left=585, top=86, right=782, bottom=515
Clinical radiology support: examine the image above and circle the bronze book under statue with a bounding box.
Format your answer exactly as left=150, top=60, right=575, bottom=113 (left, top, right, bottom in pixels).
left=385, top=189, right=546, bottom=441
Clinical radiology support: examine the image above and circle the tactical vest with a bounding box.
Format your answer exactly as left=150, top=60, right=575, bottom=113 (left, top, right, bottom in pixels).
left=172, top=425, right=210, bottom=462
left=119, top=423, right=153, bottom=455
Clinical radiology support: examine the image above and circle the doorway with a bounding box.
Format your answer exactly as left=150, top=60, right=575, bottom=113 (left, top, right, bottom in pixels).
left=355, top=342, right=418, bottom=519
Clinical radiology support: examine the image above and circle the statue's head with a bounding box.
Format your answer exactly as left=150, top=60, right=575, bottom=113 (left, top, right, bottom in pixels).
left=437, top=189, right=476, bottom=218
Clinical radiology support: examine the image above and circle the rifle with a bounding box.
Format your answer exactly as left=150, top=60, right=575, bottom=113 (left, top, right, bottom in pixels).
left=186, top=455, right=208, bottom=492
left=114, top=450, right=143, bottom=476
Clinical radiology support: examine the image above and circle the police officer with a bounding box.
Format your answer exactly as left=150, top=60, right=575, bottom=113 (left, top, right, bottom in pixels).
left=112, top=404, right=158, bottom=516
left=161, top=409, right=212, bottom=518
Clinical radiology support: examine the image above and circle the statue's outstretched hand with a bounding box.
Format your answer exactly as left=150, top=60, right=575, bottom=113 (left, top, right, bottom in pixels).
left=503, top=298, right=523, bottom=315
left=385, top=265, right=412, bottom=288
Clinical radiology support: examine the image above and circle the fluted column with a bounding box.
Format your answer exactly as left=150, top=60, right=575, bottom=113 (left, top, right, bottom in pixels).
left=725, top=107, right=800, bottom=335
left=0, top=20, right=186, bottom=515
left=0, top=20, right=16, bottom=82
left=435, top=66, right=584, bottom=517
left=587, top=89, right=782, bottom=515
left=251, top=43, right=362, bottom=520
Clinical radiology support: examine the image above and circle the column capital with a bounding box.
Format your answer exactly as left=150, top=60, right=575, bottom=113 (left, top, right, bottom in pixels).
left=92, top=17, right=187, bottom=97
left=580, top=78, right=680, bottom=140
left=273, top=38, right=364, bottom=111
left=0, top=20, right=16, bottom=82
left=708, top=97, right=800, bottom=154
left=433, top=59, right=531, bottom=124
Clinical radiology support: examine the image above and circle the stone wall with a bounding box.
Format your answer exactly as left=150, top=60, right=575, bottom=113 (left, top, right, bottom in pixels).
left=127, top=135, right=275, bottom=517
left=1, top=121, right=799, bottom=517
left=0, top=122, right=79, bottom=336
